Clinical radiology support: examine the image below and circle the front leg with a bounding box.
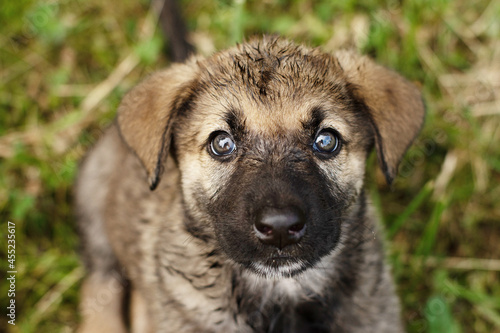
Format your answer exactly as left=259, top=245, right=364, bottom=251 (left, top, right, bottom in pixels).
left=78, top=272, right=128, bottom=333
left=130, top=287, right=153, bottom=333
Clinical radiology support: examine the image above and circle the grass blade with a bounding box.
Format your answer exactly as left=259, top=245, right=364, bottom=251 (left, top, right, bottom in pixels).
left=387, top=181, right=434, bottom=238
left=416, top=198, right=448, bottom=257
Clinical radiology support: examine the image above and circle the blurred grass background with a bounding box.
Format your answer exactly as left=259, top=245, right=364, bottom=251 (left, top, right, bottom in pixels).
left=1, top=0, right=499, bottom=332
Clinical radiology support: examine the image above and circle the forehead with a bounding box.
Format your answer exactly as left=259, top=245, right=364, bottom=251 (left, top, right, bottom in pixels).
left=192, top=85, right=354, bottom=136
left=187, top=40, right=361, bottom=136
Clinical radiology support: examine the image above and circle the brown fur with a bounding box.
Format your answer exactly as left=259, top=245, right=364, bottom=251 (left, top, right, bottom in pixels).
left=75, top=36, right=424, bottom=332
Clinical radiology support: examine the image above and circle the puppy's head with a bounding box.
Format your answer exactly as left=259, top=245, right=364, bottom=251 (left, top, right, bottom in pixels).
left=117, top=37, right=425, bottom=278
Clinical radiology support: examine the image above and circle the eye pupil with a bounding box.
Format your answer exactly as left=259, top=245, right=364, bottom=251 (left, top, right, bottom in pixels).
left=317, top=134, right=333, bottom=150
left=210, top=132, right=236, bottom=156
left=313, top=130, right=339, bottom=153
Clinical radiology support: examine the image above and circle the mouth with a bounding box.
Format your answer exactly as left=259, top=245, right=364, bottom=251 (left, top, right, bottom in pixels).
left=248, top=256, right=308, bottom=278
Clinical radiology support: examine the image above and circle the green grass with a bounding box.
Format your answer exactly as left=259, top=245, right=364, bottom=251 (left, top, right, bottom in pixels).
left=1, top=0, right=499, bottom=332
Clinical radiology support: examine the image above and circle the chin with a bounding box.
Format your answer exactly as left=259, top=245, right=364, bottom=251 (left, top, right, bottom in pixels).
left=246, top=257, right=310, bottom=279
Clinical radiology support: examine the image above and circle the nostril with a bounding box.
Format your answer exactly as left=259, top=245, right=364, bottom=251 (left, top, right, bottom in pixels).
left=255, top=223, right=273, bottom=236
left=288, top=221, right=305, bottom=234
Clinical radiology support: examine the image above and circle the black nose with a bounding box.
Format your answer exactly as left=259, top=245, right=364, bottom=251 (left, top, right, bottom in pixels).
left=254, top=207, right=306, bottom=250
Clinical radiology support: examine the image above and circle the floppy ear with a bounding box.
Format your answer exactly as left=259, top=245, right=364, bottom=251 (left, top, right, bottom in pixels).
left=117, top=61, right=198, bottom=190
left=335, top=51, right=425, bottom=184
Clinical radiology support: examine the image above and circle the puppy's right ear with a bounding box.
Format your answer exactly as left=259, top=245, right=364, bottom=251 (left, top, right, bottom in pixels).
left=117, top=62, right=198, bottom=190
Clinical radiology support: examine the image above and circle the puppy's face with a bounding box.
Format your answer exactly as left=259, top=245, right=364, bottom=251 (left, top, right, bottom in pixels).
left=117, top=37, right=425, bottom=279
left=172, top=50, right=374, bottom=278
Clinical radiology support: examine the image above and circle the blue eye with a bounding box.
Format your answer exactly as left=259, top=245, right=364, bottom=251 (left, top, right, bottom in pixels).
left=210, top=131, right=236, bottom=156
left=313, top=129, right=340, bottom=154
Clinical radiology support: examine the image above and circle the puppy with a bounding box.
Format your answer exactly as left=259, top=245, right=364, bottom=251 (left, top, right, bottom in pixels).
left=75, top=36, right=425, bottom=333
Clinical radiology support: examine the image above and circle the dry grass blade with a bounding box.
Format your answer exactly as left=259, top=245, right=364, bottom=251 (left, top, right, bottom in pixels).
left=27, top=266, right=85, bottom=328
left=407, top=256, right=500, bottom=271
left=80, top=53, right=139, bottom=116
left=433, top=151, right=458, bottom=200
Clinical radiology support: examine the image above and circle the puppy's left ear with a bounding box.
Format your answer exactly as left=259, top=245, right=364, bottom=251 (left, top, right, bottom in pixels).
left=335, top=51, right=425, bottom=184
